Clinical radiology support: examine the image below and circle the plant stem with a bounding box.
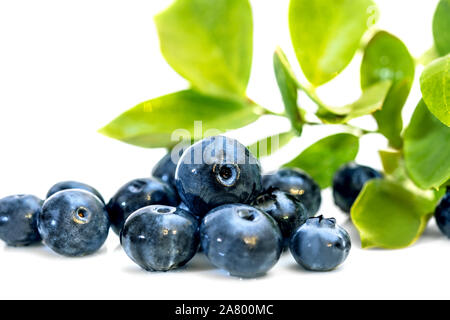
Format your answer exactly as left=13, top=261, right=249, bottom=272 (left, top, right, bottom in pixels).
left=296, top=82, right=327, bottom=110
left=305, top=121, right=376, bottom=137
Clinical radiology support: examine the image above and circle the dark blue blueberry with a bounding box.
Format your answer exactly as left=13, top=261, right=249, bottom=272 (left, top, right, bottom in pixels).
left=46, top=181, right=104, bottom=203
left=290, top=216, right=351, bottom=271
left=38, top=190, right=110, bottom=257
left=262, top=168, right=321, bottom=215
left=435, top=191, right=450, bottom=238
left=106, top=178, right=179, bottom=235
left=176, top=136, right=263, bottom=217
left=0, top=195, right=42, bottom=246
left=253, top=188, right=309, bottom=246
left=200, top=204, right=283, bottom=278
left=120, top=205, right=199, bottom=271
left=178, top=202, right=201, bottom=222
left=152, top=147, right=187, bottom=189
left=332, top=163, right=383, bottom=213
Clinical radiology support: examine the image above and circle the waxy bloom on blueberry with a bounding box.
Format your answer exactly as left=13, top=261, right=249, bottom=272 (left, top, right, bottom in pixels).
left=175, top=136, right=263, bottom=217
left=106, top=178, right=178, bottom=235
left=262, top=168, right=321, bottom=215
left=0, top=195, right=42, bottom=246
left=435, top=190, right=450, bottom=238
left=121, top=205, right=199, bottom=271
left=38, top=190, right=110, bottom=257
left=200, top=204, right=283, bottom=278
left=47, top=181, right=105, bottom=203
left=332, top=163, right=383, bottom=213
left=253, top=188, right=309, bottom=246
left=290, top=216, right=351, bottom=271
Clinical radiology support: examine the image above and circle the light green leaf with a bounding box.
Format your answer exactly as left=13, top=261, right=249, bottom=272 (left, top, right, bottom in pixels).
left=420, top=55, right=450, bottom=126
left=273, top=47, right=304, bottom=134
left=284, top=133, right=359, bottom=188
left=155, top=0, right=253, bottom=98
left=404, top=100, right=450, bottom=189
left=247, top=131, right=296, bottom=159
left=289, top=0, right=376, bottom=86
left=317, top=80, right=392, bottom=124
left=361, top=31, right=415, bottom=148
left=351, top=179, right=442, bottom=249
left=378, top=149, right=402, bottom=175
left=433, top=0, right=450, bottom=56
left=99, top=90, right=262, bottom=148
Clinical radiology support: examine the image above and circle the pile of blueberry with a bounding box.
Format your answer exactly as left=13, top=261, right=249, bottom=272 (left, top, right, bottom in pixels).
left=0, top=135, right=448, bottom=278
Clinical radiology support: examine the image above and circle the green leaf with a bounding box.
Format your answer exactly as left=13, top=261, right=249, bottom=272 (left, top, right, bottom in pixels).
left=404, top=99, right=450, bottom=189
left=289, top=0, right=376, bottom=86
left=155, top=0, right=253, bottom=98
left=351, top=179, right=442, bottom=249
left=379, top=149, right=402, bottom=175
left=284, top=133, right=359, bottom=188
left=247, top=131, right=296, bottom=159
left=273, top=48, right=304, bottom=134
left=316, top=80, right=392, bottom=124
left=433, top=0, right=450, bottom=56
left=361, top=31, right=415, bottom=148
left=99, top=90, right=262, bottom=148
left=419, top=55, right=450, bottom=126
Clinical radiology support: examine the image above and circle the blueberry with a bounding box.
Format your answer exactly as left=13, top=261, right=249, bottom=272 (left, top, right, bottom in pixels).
left=435, top=191, right=450, bottom=238
left=0, top=195, right=42, bottom=246
left=332, top=163, right=383, bottom=213
left=290, top=216, right=351, bottom=271
left=120, top=205, right=199, bottom=271
left=200, top=204, right=283, bottom=278
left=262, top=168, right=321, bottom=215
left=152, top=147, right=186, bottom=189
left=106, top=178, right=178, bottom=235
left=38, top=190, right=110, bottom=257
left=47, top=181, right=104, bottom=203
left=253, top=188, right=309, bottom=246
left=176, top=136, right=263, bottom=217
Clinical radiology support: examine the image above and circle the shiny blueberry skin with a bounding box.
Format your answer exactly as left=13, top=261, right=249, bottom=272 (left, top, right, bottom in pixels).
left=253, top=188, right=309, bottom=246
left=121, top=205, right=199, bottom=271
left=152, top=148, right=186, bottom=189
left=0, top=195, right=42, bottom=246
left=38, top=190, right=110, bottom=257
left=332, top=163, right=383, bottom=213
left=200, top=204, right=283, bottom=278
left=106, top=178, right=179, bottom=235
left=290, top=216, right=351, bottom=271
left=176, top=136, right=263, bottom=217
left=46, top=181, right=104, bottom=203
left=262, top=168, right=321, bottom=215
left=435, top=191, right=450, bottom=238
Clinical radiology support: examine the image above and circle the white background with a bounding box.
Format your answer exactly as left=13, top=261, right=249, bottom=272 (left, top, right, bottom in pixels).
left=0, top=0, right=448, bottom=299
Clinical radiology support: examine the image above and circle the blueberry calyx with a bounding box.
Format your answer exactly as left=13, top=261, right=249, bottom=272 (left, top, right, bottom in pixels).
left=237, top=208, right=257, bottom=221
left=73, top=207, right=91, bottom=224
left=213, top=163, right=240, bottom=187
left=151, top=205, right=177, bottom=215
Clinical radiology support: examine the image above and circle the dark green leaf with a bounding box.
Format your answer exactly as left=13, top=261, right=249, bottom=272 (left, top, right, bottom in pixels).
left=351, top=179, right=442, bottom=249
left=99, top=90, right=262, bottom=148
left=155, top=0, right=253, bottom=98
left=247, top=131, right=296, bottom=159
left=404, top=100, right=450, bottom=189
left=361, top=31, right=415, bottom=148
left=317, top=80, right=392, bottom=124
left=289, top=0, right=376, bottom=86
left=273, top=48, right=304, bottom=134
left=284, top=133, right=359, bottom=188
left=419, top=55, right=450, bottom=126
left=433, top=0, right=450, bottom=56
